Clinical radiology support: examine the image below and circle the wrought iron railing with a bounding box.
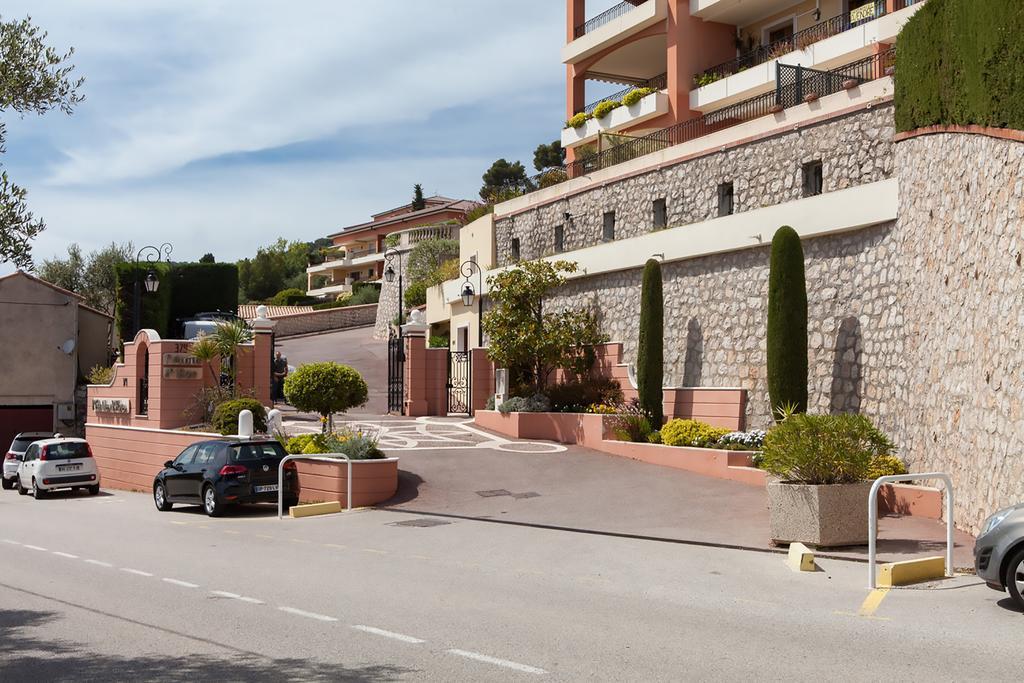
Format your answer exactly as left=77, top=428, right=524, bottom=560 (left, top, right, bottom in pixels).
left=573, top=0, right=650, bottom=39
left=526, top=48, right=895, bottom=194
left=694, top=0, right=886, bottom=86
left=578, top=73, right=667, bottom=115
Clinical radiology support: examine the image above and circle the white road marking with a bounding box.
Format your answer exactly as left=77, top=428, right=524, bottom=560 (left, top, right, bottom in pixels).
left=238, top=596, right=265, bottom=604
left=278, top=606, right=338, bottom=622
left=52, top=551, right=79, bottom=559
left=351, top=625, right=425, bottom=644
left=447, top=649, right=547, bottom=675
left=23, top=544, right=47, bottom=552
left=162, top=578, right=200, bottom=588
left=210, top=590, right=263, bottom=604
left=121, top=568, right=154, bottom=577
left=85, top=559, right=113, bottom=567
left=2, top=539, right=20, bottom=545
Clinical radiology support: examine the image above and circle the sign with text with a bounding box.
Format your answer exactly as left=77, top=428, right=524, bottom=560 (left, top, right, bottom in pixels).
left=163, top=367, right=202, bottom=380
left=162, top=353, right=201, bottom=367
left=92, top=398, right=130, bottom=414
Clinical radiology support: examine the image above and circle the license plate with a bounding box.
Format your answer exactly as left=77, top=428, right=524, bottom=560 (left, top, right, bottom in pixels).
left=57, top=464, right=81, bottom=472
left=254, top=484, right=278, bottom=493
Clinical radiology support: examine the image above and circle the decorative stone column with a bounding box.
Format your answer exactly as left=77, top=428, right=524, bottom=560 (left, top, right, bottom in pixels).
left=251, top=305, right=277, bottom=407
left=402, top=310, right=430, bottom=416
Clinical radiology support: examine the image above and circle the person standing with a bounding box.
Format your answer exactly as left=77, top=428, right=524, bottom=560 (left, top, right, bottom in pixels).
left=272, top=350, right=289, bottom=403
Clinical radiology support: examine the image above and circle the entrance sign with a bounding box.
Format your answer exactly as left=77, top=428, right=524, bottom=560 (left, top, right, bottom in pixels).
left=92, top=398, right=131, bottom=414
left=162, top=353, right=201, bottom=367
left=163, top=367, right=202, bottom=380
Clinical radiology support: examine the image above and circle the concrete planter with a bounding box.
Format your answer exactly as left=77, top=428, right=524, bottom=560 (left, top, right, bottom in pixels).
left=294, top=457, right=399, bottom=508
left=766, top=480, right=872, bottom=547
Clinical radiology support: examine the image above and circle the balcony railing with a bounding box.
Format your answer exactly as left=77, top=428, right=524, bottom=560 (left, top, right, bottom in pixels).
left=577, top=73, right=667, bottom=115
left=573, top=0, right=651, bottom=39
left=694, top=0, right=886, bottom=86
left=527, top=49, right=895, bottom=193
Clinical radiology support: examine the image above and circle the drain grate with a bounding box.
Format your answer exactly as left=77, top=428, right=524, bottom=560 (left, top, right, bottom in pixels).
left=475, top=489, right=512, bottom=498
left=390, top=518, right=452, bottom=528
left=511, top=492, right=541, bottom=500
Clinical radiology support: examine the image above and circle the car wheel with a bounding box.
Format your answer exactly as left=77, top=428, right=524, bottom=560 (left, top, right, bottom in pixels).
left=87, top=484, right=100, bottom=496
left=1003, top=547, right=1024, bottom=610
left=16, top=476, right=27, bottom=496
left=202, top=485, right=223, bottom=518
left=1, top=477, right=13, bottom=490
left=32, top=478, right=46, bottom=500
left=153, top=482, right=173, bottom=511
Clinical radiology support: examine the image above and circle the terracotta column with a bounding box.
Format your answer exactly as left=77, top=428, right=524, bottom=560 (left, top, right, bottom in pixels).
left=565, top=0, right=587, bottom=164
left=401, top=312, right=430, bottom=416
left=666, top=0, right=702, bottom=124
left=251, top=308, right=276, bottom=408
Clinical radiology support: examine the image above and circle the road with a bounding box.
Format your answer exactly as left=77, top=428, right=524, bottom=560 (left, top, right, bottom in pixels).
left=0, top=487, right=1019, bottom=681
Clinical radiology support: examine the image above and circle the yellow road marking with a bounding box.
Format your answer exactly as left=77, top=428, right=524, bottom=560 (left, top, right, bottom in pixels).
left=858, top=588, right=890, bottom=617
left=289, top=538, right=311, bottom=544
left=324, top=543, right=347, bottom=550
left=170, top=521, right=189, bottom=526
left=361, top=548, right=388, bottom=555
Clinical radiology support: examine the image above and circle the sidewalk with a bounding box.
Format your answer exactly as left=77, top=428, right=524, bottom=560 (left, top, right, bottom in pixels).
left=379, top=420, right=976, bottom=570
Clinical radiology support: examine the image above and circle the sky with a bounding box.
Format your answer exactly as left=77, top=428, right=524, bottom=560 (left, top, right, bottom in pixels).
left=0, top=1, right=619, bottom=272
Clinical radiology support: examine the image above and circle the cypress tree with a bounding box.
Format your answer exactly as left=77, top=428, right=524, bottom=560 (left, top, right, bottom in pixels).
left=766, top=225, right=808, bottom=420
left=637, top=258, right=664, bottom=429
left=412, top=184, right=426, bottom=211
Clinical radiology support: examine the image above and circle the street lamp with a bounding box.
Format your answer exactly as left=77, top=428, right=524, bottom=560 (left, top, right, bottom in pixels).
left=133, top=243, right=172, bottom=339
left=460, top=259, right=483, bottom=347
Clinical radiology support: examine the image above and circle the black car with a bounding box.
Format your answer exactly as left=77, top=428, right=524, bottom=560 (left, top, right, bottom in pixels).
left=153, top=439, right=298, bottom=517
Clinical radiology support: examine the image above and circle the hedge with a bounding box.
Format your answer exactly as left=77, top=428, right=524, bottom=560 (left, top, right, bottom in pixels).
left=895, top=0, right=1024, bottom=132
left=169, top=262, right=239, bottom=324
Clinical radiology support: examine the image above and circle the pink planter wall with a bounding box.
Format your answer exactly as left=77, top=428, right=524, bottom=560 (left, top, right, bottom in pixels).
left=87, top=424, right=217, bottom=492
left=294, top=458, right=399, bottom=507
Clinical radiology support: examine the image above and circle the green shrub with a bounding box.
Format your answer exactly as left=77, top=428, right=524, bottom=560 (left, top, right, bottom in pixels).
left=895, top=0, right=1024, bottom=132
left=592, top=100, right=621, bottom=120
left=538, top=168, right=568, bottom=188
left=660, top=419, right=730, bottom=448
left=497, top=394, right=551, bottom=414
left=565, top=112, right=591, bottom=129
left=429, top=335, right=450, bottom=349
left=352, top=281, right=381, bottom=297
left=284, top=362, right=368, bottom=427
left=87, top=365, right=114, bottom=385
left=211, top=398, right=267, bottom=436
left=285, top=430, right=384, bottom=459
left=544, top=377, right=623, bottom=413
left=767, top=226, right=808, bottom=420
left=404, top=279, right=428, bottom=308
left=612, top=411, right=652, bottom=443
left=647, top=430, right=662, bottom=444
left=867, top=454, right=908, bottom=480
left=759, top=413, right=895, bottom=485
left=637, top=258, right=664, bottom=428
left=692, top=72, right=722, bottom=88
left=344, top=286, right=380, bottom=307
left=270, top=288, right=313, bottom=306
left=621, top=87, right=654, bottom=107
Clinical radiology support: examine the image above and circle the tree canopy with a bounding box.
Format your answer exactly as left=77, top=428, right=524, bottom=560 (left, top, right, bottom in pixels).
left=0, top=15, right=85, bottom=269
left=533, top=140, right=565, bottom=171
left=480, top=158, right=528, bottom=201
left=412, top=183, right=425, bottom=211
left=37, top=241, right=132, bottom=314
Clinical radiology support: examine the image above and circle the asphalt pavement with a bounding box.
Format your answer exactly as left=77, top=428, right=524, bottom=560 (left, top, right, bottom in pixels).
left=0, top=487, right=1019, bottom=682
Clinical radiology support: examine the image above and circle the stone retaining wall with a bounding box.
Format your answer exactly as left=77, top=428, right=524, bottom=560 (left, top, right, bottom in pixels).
left=272, top=303, right=377, bottom=338
left=496, top=104, right=895, bottom=266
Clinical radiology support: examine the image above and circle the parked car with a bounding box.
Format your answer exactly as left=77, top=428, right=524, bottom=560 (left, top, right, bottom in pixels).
left=15, top=436, right=100, bottom=498
left=975, top=504, right=1024, bottom=609
left=175, top=311, right=243, bottom=339
left=3, top=432, right=52, bottom=490
left=153, top=439, right=299, bottom=517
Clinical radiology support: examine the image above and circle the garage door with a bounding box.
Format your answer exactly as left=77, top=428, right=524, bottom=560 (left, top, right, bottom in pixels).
left=0, top=406, right=54, bottom=453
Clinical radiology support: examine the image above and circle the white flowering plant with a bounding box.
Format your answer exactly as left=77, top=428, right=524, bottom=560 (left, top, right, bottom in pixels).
left=716, top=429, right=767, bottom=450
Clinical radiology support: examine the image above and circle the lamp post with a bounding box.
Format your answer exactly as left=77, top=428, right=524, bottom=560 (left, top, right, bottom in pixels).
left=459, top=259, right=484, bottom=347
left=132, top=243, right=172, bottom=339
left=383, top=247, right=404, bottom=345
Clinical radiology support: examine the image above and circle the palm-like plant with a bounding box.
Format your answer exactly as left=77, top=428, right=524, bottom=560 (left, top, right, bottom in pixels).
left=190, top=333, right=219, bottom=384
left=213, top=319, right=253, bottom=391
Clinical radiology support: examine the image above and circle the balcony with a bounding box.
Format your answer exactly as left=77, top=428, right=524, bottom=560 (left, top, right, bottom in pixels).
left=562, top=88, right=669, bottom=149
left=307, top=279, right=353, bottom=298
left=691, top=0, right=923, bottom=112
left=563, top=0, right=667, bottom=65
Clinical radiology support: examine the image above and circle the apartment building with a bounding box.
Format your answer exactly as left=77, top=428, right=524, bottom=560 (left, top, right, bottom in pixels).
left=305, top=195, right=478, bottom=298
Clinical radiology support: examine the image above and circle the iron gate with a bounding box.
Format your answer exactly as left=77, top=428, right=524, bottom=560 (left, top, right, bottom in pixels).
left=387, top=332, right=404, bottom=414
left=447, top=351, right=471, bottom=415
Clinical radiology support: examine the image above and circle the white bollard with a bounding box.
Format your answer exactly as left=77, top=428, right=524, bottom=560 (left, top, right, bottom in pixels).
left=267, top=408, right=282, bottom=434
left=238, top=409, right=254, bottom=439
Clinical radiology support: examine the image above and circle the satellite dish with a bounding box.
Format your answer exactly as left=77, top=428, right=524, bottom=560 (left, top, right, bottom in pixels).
left=60, top=338, right=76, bottom=355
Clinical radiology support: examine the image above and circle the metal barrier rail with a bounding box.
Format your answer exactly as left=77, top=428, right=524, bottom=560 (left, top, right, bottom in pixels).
left=277, top=453, right=352, bottom=520
left=574, top=0, right=650, bottom=39
left=868, top=472, right=954, bottom=589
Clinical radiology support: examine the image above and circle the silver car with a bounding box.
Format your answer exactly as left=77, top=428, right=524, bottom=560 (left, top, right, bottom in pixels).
left=975, top=504, right=1024, bottom=608
left=3, top=432, right=52, bottom=490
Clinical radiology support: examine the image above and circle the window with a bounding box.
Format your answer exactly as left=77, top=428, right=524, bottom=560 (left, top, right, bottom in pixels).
left=603, top=211, right=615, bottom=241
left=802, top=160, right=823, bottom=197
left=173, top=445, right=197, bottom=467
left=554, top=224, right=564, bottom=253
left=767, top=22, right=794, bottom=44
left=717, top=182, right=735, bottom=217
left=511, top=238, right=521, bottom=262
left=367, top=268, right=374, bottom=277
left=652, top=198, right=667, bottom=230
left=193, top=443, right=219, bottom=466
left=24, top=444, right=38, bottom=462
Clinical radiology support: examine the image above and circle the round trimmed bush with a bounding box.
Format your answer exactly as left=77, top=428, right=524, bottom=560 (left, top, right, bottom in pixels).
left=283, top=362, right=368, bottom=424
left=212, top=398, right=267, bottom=435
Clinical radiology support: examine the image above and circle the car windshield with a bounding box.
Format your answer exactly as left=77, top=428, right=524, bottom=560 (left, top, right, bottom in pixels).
left=230, top=442, right=286, bottom=462
left=44, top=442, right=91, bottom=460
left=11, top=436, right=46, bottom=452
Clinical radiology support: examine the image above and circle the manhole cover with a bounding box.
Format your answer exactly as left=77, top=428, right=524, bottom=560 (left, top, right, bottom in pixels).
left=389, top=518, right=452, bottom=528
left=475, top=489, right=512, bottom=498
left=511, top=492, right=540, bottom=500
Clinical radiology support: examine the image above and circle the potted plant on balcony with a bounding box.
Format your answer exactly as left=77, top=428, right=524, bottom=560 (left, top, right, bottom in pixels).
left=761, top=410, right=896, bottom=547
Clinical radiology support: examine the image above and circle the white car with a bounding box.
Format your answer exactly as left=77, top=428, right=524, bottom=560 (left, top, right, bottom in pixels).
left=16, top=437, right=100, bottom=498
left=3, top=432, right=51, bottom=490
